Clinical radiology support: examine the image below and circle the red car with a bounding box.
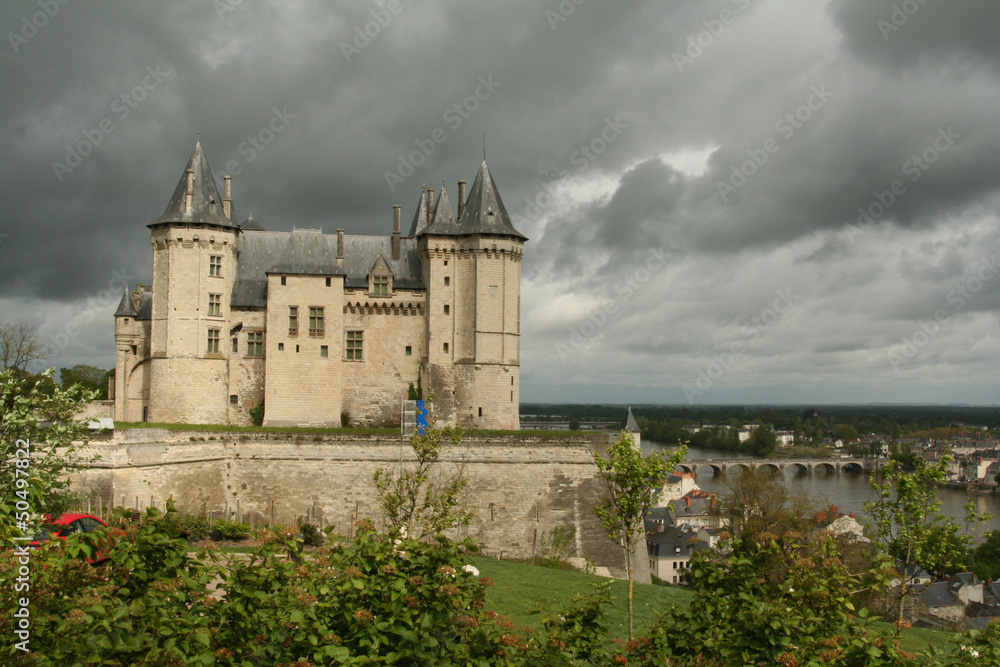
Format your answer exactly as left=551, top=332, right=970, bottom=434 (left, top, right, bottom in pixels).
left=31, top=513, right=122, bottom=562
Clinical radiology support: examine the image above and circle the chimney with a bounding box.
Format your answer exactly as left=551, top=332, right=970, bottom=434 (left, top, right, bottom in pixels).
left=457, top=179, right=466, bottom=218
left=392, top=205, right=401, bottom=260
left=336, top=229, right=345, bottom=269
left=223, top=175, right=232, bottom=218
left=184, top=168, right=194, bottom=215
left=427, top=187, right=435, bottom=225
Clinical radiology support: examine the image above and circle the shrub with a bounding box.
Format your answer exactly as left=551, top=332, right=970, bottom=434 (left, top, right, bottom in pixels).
left=297, top=521, right=325, bottom=547
left=210, top=518, right=251, bottom=541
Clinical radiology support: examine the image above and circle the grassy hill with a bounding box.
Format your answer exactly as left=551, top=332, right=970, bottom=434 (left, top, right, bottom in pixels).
left=470, top=556, right=955, bottom=656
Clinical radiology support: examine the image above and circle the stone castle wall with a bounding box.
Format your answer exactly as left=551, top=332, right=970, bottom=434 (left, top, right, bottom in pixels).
left=71, top=430, right=647, bottom=581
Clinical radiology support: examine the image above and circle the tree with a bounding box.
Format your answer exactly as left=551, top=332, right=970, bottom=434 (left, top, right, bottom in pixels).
left=568, top=416, right=581, bottom=431
left=1, top=368, right=97, bottom=531
left=971, top=530, right=1000, bottom=580
left=0, top=320, right=52, bottom=372
left=60, top=364, right=111, bottom=400
left=745, top=421, right=777, bottom=456
left=373, top=412, right=473, bottom=541
left=593, top=432, right=685, bottom=640
left=865, top=450, right=989, bottom=630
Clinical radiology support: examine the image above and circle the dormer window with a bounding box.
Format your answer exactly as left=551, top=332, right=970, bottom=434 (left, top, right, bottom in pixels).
left=368, top=254, right=393, bottom=297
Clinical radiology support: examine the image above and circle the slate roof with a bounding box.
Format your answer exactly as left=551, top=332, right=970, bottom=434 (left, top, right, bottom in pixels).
left=231, top=230, right=424, bottom=308
left=418, top=161, right=526, bottom=240
left=135, top=291, right=152, bottom=320
left=407, top=186, right=428, bottom=237
left=625, top=407, right=640, bottom=432
left=114, top=290, right=137, bottom=318
left=240, top=213, right=265, bottom=231
left=149, top=138, right=237, bottom=229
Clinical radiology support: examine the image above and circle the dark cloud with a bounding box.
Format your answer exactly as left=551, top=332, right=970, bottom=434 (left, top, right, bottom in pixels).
left=2, top=0, right=1000, bottom=402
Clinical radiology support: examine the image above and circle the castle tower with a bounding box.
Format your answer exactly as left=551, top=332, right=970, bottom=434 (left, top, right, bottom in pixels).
left=418, top=161, right=525, bottom=429
left=146, top=138, right=240, bottom=423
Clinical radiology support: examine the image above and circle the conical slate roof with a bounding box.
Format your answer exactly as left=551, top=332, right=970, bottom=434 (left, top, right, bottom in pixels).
left=419, top=161, right=527, bottom=240
left=625, top=407, right=640, bottom=433
left=114, top=289, right=136, bottom=317
left=149, top=138, right=237, bottom=229
left=407, top=185, right=428, bottom=237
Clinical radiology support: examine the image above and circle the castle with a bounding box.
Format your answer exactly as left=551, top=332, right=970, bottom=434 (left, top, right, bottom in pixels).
left=111, top=139, right=525, bottom=429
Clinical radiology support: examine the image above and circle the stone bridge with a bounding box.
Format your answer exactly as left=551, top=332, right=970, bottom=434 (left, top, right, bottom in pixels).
left=676, top=457, right=870, bottom=477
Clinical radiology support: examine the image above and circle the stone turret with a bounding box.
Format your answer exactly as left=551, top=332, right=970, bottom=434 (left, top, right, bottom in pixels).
left=144, top=138, right=239, bottom=424
left=417, top=161, right=525, bottom=429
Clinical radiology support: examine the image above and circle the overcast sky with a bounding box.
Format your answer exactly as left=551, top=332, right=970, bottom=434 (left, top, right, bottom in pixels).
left=2, top=0, right=999, bottom=406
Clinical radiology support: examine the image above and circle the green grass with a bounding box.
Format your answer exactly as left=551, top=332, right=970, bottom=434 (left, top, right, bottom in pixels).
left=470, top=556, right=692, bottom=639
left=471, top=556, right=957, bottom=655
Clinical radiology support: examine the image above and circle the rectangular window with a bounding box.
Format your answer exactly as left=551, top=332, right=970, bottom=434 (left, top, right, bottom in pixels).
left=443, top=342, right=449, bottom=353
left=326, top=276, right=331, bottom=287
left=208, top=293, right=221, bottom=316
left=280, top=275, right=286, bottom=285
left=278, top=342, right=284, bottom=351
left=346, top=330, right=363, bottom=361
left=207, top=328, right=220, bottom=354
left=320, top=345, right=328, bottom=357
left=289, top=306, right=298, bottom=334
left=444, top=304, right=450, bottom=315
left=309, top=307, right=324, bottom=336
left=444, top=276, right=450, bottom=286
left=405, top=345, right=411, bottom=356
left=230, top=395, right=238, bottom=404
left=247, top=332, right=264, bottom=358
left=232, top=337, right=238, bottom=353
left=210, top=255, right=222, bottom=276
left=373, top=276, right=389, bottom=296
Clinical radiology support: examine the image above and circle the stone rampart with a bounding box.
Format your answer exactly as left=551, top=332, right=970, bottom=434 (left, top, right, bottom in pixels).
left=71, top=430, right=649, bottom=582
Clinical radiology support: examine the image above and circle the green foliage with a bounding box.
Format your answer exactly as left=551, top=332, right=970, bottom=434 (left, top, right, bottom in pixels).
left=373, top=418, right=474, bottom=540
left=568, top=416, right=580, bottom=431
left=297, top=520, right=326, bottom=547
left=867, top=451, right=990, bottom=628
left=0, top=367, right=97, bottom=524
left=210, top=518, right=252, bottom=541
left=746, top=421, right=778, bottom=456
left=58, top=364, right=111, bottom=400
left=971, top=530, right=1000, bottom=580
left=627, top=533, right=915, bottom=666
left=539, top=526, right=577, bottom=569
left=249, top=398, right=265, bottom=426
left=594, top=432, right=686, bottom=639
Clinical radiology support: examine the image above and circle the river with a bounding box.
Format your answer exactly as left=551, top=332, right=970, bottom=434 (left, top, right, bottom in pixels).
left=645, top=440, right=1000, bottom=536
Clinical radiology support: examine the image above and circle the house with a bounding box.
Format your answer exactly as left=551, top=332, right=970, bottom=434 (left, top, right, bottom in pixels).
left=647, top=524, right=712, bottom=585
left=667, top=489, right=721, bottom=529
left=111, top=138, right=525, bottom=428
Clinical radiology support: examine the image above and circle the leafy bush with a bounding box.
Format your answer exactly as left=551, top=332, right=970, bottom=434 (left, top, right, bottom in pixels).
left=249, top=399, right=264, bottom=426
left=297, top=520, right=325, bottom=547
left=210, top=518, right=251, bottom=541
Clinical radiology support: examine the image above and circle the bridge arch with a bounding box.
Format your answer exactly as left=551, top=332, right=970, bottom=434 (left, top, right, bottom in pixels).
left=813, top=462, right=837, bottom=475
left=841, top=462, right=864, bottom=474
left=786, top=462, right=810, bottom=476
left=677, top=463, right=695, bottom=475
left=758, top=463, right=780, bottom=474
